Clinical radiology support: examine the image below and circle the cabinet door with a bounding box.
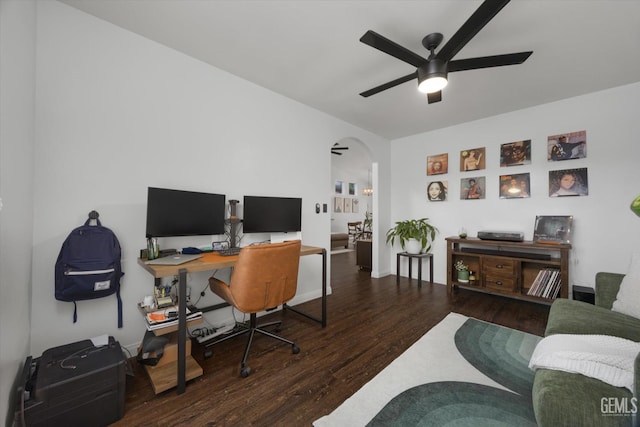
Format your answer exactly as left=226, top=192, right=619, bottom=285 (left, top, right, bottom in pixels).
left=356, top=240, right=372, bottom=270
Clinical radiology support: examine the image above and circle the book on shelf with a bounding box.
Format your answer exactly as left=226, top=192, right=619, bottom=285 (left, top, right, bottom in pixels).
left=144, top=305, right=202, bottom=331
left=527, top=268, right=561, bottom=299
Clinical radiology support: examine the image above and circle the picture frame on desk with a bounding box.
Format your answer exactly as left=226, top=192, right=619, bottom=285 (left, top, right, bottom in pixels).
left=533, top=215, right=573, bottom=244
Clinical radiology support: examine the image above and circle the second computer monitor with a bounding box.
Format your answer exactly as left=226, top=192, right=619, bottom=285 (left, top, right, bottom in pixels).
left=242, top=195, right=302, bottom=241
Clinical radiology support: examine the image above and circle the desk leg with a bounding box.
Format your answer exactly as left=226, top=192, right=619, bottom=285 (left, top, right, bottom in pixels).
left=177, top=268, right=187, bottom=394
left=321, top=248, right=327, bottom=327
left=283, top=249, right=327, bottom=328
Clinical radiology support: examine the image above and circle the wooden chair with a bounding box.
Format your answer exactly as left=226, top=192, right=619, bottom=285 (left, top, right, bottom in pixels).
left=347, top=221, right=363, bottom=243
left=205, top=240, right=301, bottom=377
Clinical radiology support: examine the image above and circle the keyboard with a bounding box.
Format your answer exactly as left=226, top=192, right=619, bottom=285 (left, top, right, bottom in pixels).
left=218, top=247, right=242, bottom=257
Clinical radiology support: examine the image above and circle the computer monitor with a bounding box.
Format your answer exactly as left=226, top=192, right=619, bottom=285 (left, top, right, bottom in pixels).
left=145, top=187, right=226, bottom=238
left=242, top=196, right=302, bottom=235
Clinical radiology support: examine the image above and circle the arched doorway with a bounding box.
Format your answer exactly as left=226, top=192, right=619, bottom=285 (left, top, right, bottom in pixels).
left=330, top=137, right=374, bottom=272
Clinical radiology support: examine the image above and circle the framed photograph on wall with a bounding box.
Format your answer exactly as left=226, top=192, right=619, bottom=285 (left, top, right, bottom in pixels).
left=344, top=198, right=352, bottom=213
left=352, top=198, right=360, bottom=213
left=500, top=140, right=531, bottom=167
left=548, top=130, right=587, bottom=161
left=460, top=147, right=485, bottom=171
left=334, top=180, right=343, bottom=194
left=427, top=153, right=448, bottom=175
left=334, top=197, right=343, bottom=213
left=533, top=215, right=573, bottom=244
left=549, top=168, right=588, bottom=197
left=348, top=182, right=357, bottom=195
left=460, top=176, right=485, bottom=200
left=427, top=180, right=448, bottom=201
left=499, top=173, right=530, bottom=198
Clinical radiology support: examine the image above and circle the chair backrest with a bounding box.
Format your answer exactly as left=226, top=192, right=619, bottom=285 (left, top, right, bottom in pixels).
left=228, top=240, right=301, bottom=313
left=347, top=221, right=362, bottom=232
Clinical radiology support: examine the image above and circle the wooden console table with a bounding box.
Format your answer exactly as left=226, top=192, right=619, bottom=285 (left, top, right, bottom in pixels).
left=446, top=237, right=570, bottom=304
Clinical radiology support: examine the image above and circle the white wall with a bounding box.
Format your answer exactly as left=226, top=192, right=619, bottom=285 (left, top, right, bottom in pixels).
left=389, top=82, right=640, bottom=289
left=0, top=0, right=36, bottom=424
left=28, top=1, right=390, bottom=358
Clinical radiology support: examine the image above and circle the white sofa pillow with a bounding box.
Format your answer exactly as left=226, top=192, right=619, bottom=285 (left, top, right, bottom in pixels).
left=612, top=252, right=640, bottom=319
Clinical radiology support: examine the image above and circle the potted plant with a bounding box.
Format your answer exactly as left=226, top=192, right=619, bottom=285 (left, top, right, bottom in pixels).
left=386, top=218, right=438, bottom=254
left=454, top=260, right=469, bottom=283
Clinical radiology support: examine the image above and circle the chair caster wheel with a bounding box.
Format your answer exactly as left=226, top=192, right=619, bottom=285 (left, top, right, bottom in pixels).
left=203, top=349, right=213, bottom=359
left=292, top=344, right=300, bottom=354
left=240, top=366, right=251, bottom=378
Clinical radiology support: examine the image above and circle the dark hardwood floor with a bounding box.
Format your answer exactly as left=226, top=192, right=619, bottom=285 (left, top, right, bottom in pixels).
left=115, top=250, right=549, bottom=426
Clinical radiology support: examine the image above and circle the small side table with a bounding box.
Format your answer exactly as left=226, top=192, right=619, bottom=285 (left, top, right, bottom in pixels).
left=572, top=285, right=595, bottom=305
left=396, top=252, right=433, bottom=287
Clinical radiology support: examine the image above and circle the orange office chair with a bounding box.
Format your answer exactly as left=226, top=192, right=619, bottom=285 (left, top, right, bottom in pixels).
left=206, top=240, right=302, bottom=377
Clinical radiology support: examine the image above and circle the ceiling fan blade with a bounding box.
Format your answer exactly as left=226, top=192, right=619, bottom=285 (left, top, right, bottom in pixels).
left=360, top=30, right=427, bottom=67
left=331, top=151, right=343, bottom=155
left=448, top=51, right=532, bottom=72
left=427, top=91, right=442, bottom=104
left=360, top=72, right=417, bottom=97
left=436, top=0, right=511, bottom=62
left=332, top=147, right=349, bottom=150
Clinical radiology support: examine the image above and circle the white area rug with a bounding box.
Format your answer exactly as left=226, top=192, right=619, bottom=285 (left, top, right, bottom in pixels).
left=313, top=312, right=541, bottom=426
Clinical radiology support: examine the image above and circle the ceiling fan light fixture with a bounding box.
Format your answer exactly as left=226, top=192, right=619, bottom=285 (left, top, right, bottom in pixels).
left=417, top=60, right=448, bottom=94
left=418, top=76, right=448, bottom=94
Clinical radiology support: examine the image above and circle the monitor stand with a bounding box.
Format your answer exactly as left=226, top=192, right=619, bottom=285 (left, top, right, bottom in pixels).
left=271, top=231, right=302, bottom=243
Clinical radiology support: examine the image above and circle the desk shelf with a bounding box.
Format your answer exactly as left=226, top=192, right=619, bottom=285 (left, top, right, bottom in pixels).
left=144, top=356, right=203, bottom=394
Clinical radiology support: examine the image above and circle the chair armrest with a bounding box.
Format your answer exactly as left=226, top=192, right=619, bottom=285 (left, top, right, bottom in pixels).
left=595, top=272, right=625, bottom=309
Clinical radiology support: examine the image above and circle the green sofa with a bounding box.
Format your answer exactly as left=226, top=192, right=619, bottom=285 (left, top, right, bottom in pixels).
left=532, top=272, right=640, bottom=427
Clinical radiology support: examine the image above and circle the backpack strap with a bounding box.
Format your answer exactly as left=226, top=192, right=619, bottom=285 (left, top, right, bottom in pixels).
left=116, top=286, right=123, bottom=328
left=72, top=295, right=122, bottom=327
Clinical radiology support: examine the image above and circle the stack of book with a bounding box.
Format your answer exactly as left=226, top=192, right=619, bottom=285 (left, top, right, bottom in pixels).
left=143, top=305, right=203, bottom=331
left=527, top=268, right=562, bottom=299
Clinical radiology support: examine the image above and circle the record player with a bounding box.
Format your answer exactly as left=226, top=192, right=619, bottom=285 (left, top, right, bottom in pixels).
left=477, top=230, right=524, bottom=242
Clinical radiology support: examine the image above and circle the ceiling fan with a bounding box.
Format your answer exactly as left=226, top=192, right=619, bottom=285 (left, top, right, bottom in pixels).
left=331, top=143, right=349, bottom=155
left=359, top=0, right=532, bottom=103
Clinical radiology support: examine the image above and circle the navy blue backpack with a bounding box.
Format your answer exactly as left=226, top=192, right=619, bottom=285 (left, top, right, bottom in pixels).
left=55, top=211, right=124, bottom=328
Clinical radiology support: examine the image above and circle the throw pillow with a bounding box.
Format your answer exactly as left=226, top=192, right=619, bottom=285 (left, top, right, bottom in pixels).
left=612, top=252, right=640, bottom=319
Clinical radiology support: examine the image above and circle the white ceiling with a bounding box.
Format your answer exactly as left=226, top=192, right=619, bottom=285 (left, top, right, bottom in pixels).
left=61, top=0, right=640, bottom=140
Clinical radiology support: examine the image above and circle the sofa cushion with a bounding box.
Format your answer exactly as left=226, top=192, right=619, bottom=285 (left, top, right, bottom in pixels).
left=532, top=368, right=633, bottom=427
left=545, top=299, right=640, bottom=342
left=596, top=272, right=626, bottom=309
left=612, top=253, right=640, bottom=320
